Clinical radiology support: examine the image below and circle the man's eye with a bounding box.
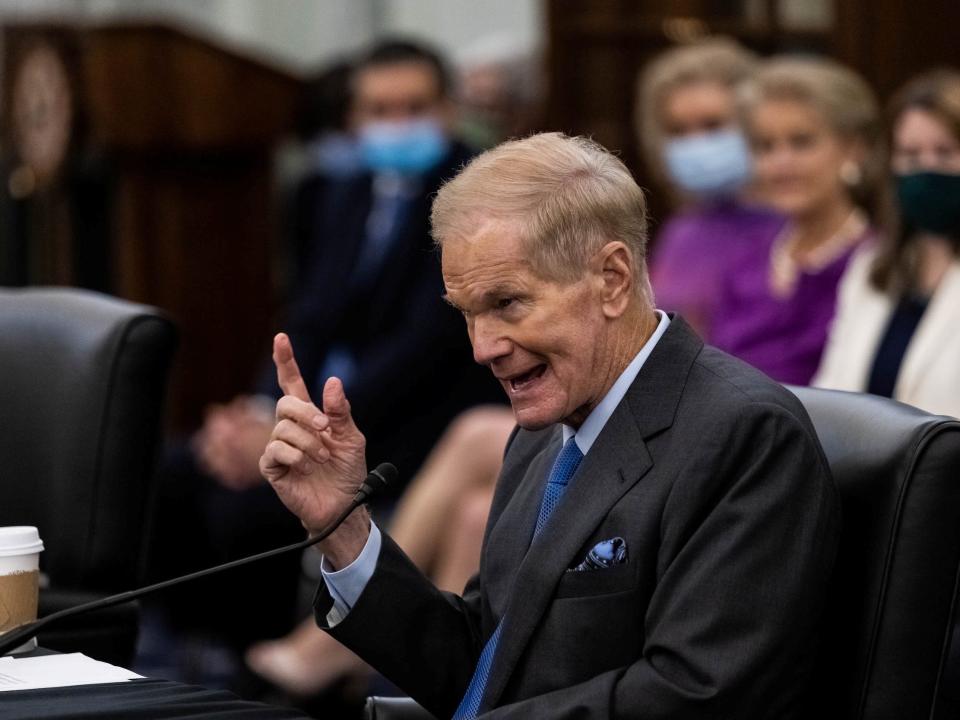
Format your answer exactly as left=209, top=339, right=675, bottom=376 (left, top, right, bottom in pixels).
left=496, top=298, right=515, bottom=310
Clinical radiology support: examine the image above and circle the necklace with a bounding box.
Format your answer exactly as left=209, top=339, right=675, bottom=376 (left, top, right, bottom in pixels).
left=768, top=208, right=868, bottom=298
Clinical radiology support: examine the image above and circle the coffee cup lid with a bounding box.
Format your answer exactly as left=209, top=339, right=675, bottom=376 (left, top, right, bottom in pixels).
left=0, top=526, right=44, bottom=557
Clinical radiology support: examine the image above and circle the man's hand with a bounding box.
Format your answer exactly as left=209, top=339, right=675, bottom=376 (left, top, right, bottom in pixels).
left=260, top=333, right=370, bottom=566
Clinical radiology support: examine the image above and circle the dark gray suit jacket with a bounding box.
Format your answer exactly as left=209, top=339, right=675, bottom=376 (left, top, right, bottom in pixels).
left=316, top=316, right=840, bottom=719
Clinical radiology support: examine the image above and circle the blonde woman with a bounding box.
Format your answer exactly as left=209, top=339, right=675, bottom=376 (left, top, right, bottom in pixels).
left=711, top=57, right=882, bottom=384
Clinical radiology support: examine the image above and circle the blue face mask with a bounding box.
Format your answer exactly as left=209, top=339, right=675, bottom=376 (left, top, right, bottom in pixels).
left=663, top=128, right=752, bottom=198
left=359, top=118, right=449, bottom=175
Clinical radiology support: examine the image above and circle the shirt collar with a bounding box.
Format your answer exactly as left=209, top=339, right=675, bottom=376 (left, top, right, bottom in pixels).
left=561, top=310, right=671, bottom=455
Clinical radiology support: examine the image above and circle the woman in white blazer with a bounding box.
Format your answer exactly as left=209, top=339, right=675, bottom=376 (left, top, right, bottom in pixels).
left=814, top=70, right=960, bottom=418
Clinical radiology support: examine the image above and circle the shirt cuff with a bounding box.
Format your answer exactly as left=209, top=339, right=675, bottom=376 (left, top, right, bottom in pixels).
left=320, top=521, right=382, bottom=627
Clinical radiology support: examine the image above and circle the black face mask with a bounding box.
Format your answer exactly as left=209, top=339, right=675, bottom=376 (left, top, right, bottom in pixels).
left=896, top=171, right=960, bottom=236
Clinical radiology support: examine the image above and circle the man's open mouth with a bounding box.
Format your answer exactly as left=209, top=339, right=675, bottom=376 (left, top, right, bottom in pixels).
left=508, top=364, right=547, bottom=392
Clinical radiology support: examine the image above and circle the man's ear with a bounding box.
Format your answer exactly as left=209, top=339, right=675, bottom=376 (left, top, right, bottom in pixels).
left=592, top=242, right=634, bottom=318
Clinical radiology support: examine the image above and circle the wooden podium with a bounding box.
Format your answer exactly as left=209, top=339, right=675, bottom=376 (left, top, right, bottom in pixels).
left=1, top=22, right=303, bottom=431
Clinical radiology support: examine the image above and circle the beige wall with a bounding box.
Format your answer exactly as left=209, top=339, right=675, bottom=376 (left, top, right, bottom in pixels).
left=0, top=0, right=542, bottom=72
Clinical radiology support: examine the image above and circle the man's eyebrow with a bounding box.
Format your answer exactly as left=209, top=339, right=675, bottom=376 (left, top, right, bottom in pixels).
left=442, top=285, right=520, bottom=311
left=479, top=285, right=520, bottom=302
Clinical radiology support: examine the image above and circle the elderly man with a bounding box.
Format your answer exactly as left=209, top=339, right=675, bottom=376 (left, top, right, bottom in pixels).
left=260, top=133, right=840, bottom=719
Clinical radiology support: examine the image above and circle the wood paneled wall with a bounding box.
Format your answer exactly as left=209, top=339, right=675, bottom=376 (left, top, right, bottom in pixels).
left=1, top=23, right=302, bottom=432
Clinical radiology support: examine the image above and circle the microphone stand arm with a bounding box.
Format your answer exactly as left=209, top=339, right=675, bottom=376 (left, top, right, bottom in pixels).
left=0, top=463, right=397, bottom=657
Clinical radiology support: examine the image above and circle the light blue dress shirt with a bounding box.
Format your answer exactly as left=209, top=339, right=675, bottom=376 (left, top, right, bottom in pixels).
left=321, top=311, right=671, bottom=626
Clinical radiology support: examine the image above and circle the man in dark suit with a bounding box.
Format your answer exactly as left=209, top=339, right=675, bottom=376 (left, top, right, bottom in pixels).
left=195, top=39, right=498, bottom=496
left=260, top=133, right=840, bottom=718
left=148, top=40, right=498, bottom=666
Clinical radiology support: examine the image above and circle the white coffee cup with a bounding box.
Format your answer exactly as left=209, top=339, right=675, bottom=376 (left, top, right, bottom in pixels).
left=0, top=526, right=44, bottom=654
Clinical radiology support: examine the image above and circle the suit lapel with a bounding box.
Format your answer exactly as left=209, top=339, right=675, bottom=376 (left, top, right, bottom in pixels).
left=482, top=432, right=561, bottom=619
left=482, top=401, right=651, bottom=709
left=480, top=316, right=703, bottom=709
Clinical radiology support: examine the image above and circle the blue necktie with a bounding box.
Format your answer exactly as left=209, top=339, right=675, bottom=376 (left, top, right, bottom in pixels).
left=452, top=437, right=584, bottom=719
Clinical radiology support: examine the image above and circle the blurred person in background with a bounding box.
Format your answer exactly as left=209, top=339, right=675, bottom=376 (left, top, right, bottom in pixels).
left=145, top=38, right=501, bottom=687
left=711, top=56, right=882, bottom=385
left=252, top=38, right=502, bottom=484
left=454, top=33, right=544, bottom=150
left=638, top=37, right=784, bottom=340
left=815, top=69, right=960, bottom=418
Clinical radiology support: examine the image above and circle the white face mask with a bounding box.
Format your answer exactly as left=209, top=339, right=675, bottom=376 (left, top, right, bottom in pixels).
left=663, top=128, right=753, bottom=198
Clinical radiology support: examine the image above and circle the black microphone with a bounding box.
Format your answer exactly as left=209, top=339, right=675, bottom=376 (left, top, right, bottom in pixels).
left=0, top=462, right=397, bottom=657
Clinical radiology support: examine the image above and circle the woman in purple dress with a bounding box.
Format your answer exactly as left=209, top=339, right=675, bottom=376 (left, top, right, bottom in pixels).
left=710, top=57, right=883, bottom=384
left=638, top=38, right=785, bottom=340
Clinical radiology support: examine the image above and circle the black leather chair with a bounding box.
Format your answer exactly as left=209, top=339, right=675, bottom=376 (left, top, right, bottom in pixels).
left=791, top=386, right=960, bottom=720
left=366, top=387, right=960, bottom=720
left=0, top=287, right=177, bottom=666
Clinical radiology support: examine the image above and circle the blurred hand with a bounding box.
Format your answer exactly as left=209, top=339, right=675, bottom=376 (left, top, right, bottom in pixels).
left=259, top=333, right=368, bottom=541
left=194, top=396, right=273, bottom=491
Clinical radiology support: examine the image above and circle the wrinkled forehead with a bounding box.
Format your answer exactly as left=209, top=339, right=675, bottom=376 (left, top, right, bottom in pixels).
left=440, top=237, right=546, bottom=315
left=440, top=216, right=531, bottom=275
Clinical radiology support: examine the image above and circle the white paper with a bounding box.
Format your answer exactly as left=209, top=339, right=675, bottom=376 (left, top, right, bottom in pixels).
left=0, top=652, right=143, bottom=691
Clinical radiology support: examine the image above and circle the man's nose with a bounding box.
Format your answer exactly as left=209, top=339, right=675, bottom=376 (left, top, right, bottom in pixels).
left=382, top=108, right=417, bottom=122
left=471, top=317, right=510, bottom=366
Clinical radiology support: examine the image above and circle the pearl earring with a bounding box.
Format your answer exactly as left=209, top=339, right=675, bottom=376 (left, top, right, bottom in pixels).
left=840, top=161, right=862, bottom=187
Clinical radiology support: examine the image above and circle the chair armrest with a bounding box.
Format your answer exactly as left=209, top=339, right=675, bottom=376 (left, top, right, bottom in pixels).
left=364, top=696, right=436, bottom=720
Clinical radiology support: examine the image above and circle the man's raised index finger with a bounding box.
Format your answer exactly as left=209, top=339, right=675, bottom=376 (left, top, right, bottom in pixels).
left=273, top=333, right=311, bottom=402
